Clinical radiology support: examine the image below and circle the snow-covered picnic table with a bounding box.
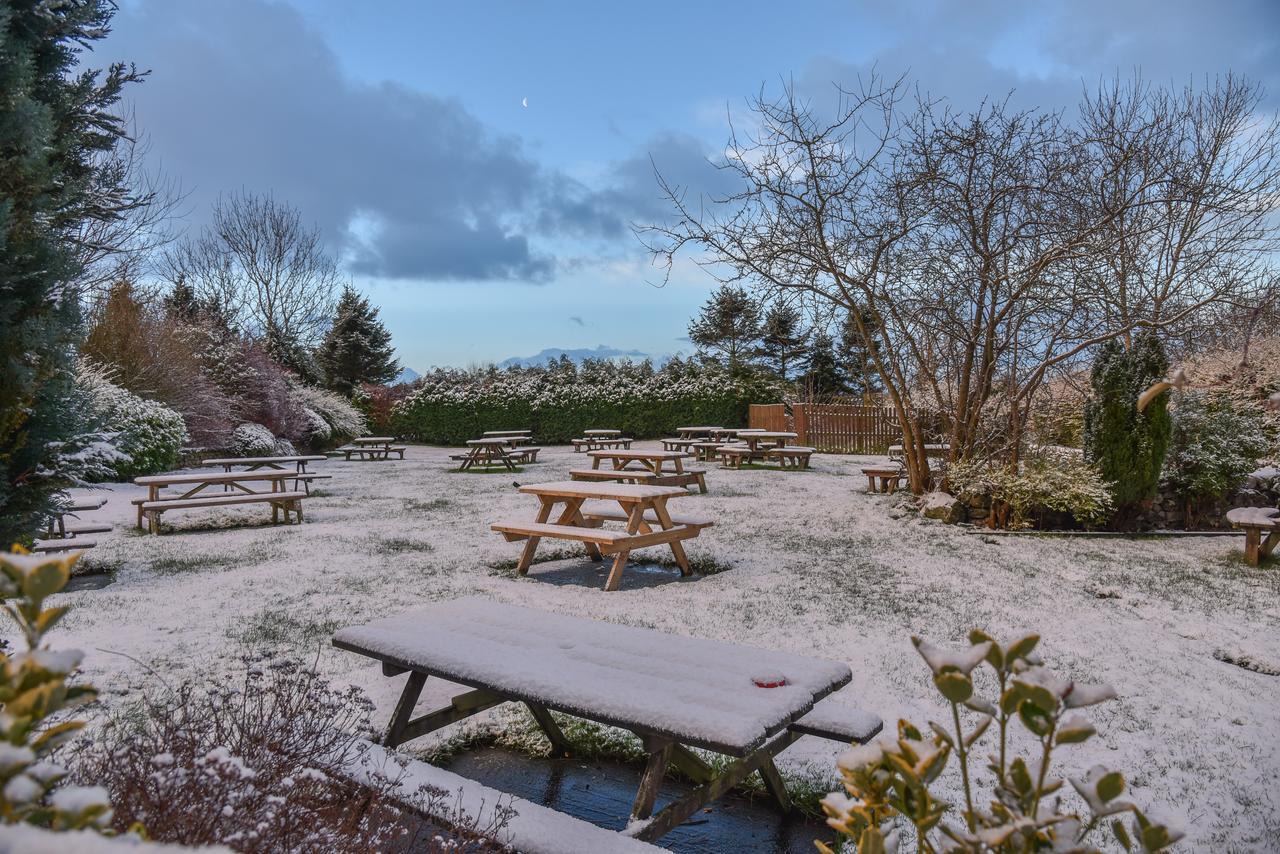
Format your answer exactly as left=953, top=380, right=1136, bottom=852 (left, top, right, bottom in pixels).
left=131, top=470, right=306, bottom=533
left=582, top=448, right=708, bottom=493
left=491, top=480, right=704, bottom=590
left=332, top=597, right=881, bottom=843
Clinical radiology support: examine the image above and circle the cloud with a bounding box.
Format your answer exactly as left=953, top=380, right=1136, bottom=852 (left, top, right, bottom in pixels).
left=103, top=0, right=613, bottom=283
left=568, top=316, right=586, bottom=327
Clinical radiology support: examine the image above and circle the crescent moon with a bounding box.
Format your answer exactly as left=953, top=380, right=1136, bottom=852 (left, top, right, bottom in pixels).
left=521, top=97, right=528, bottom=108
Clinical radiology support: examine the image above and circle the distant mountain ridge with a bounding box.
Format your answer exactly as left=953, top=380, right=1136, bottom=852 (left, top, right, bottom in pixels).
left=499, top=345, right=667, bottom=369
left=393, top=366, right=420, bottom=385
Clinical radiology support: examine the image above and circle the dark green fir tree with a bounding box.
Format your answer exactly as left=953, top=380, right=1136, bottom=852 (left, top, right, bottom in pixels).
left=318, top=286, right=400, bottom=395
left=798, top=331, right=849, bottom=398
left=687, top=285, right=761, bottom=373
left=758, top=303, right=809, bottom=381
left=1, top=1, right=144, bottom=543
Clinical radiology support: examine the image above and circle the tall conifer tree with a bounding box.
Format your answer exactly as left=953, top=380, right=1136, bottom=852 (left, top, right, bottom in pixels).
left=0, top=1, right=144, bottom=542
left=318, top=286, right=400, bottom=395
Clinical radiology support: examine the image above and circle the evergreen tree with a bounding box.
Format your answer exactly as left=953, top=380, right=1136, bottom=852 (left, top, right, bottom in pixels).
left=164, top=276, right=200, bottom=323
left=318, top=286, right=400, bottom=394
left=1, top=1, right=144, bottom=543
left=1083, top=330, right=1172, bottom=522
left=797, top=332, right=849, bottom=398
left=758, top=304, right=809, bottom=381
left=687, top=285, right=761, bottom=373
left=838, top=308, right=884, bottom=397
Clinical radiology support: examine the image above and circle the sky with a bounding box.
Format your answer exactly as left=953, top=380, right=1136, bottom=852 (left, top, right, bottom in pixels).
left=99, top=0, right=1280, bottom=371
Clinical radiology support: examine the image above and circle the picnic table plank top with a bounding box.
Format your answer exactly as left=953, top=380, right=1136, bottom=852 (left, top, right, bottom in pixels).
left=587, top=449, right=693, bottom=462
left=740, top=431, right=797, bottom=439
left=518, top=480, right=689, bottom=501
left=482, top=430, right=532, bottom=437
left=133, top=470, right=299, bottom=486
left=677, top=426, right=723, bottom=434
left=333, top=597, right=852, bottom=755
left=467, top=438, right=515, bottom=446
left=583, top=429, right=623, bottom=436
left=354, top=436, right=397, bottom=444
left=201, top=455, right=327, bottom=465
left=65, top=496, right=108, bottom=512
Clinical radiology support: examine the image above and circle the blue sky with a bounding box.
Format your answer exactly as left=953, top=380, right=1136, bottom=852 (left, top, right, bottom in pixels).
left=103, top=0, right=1280, bottom=371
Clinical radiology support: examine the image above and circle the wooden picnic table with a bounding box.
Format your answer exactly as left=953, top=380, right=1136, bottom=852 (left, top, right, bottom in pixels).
left=354, top=436, right=397, bottom=445
left=583, top=429, right=622, bottom=437
left=458, top=438, right=518, bottom=471
left=333, top=597, right=881, bottom=843
left=202, top=454, right=326, bottom=473
left=339, top=437, right=406, bottom=460
left=584, top=448, right=708, bottom=493
left=676, top=426, right=723, bottom=439
left=492, top=480, right=699, bottom=590
left=482, top=430, right=532, bottom=438
left=38, top=494, right=111, bottom=550
left=132, top=470, right=306, bottom=533
left=736, top=431, right=797, bottom=458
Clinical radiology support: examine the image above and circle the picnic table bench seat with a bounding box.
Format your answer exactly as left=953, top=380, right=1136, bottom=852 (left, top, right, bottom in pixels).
left=862, top=465, right=906, bottom=493
left=30, top=538, right=97, bottom=554
left=336, top=445, right=406, bottom=461
left=572, top=437, right=634, bottom=452
left=716, top=444, right=754, bottom=468
left=660, top=438, right=697, bottom=452
left=570, top=468, right=657, bottom=483
left=765, top=446, right=815, bottom=469
left=576, top=502, right=714, bottom=531
left=333, top=598, right=879, bottom=843
left=65, top=496, right=108, bottom=512
left=508, top=445, right=541, bottom=463
left=1225, top=506, right=1280, bottom=566
left=57, top=522, right=112, bottom=537
left=139, top=490, right=307, bottom=534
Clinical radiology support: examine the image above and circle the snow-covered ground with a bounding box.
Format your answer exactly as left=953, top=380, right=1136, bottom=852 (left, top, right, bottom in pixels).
left=44, top=443, right=1280, bottom=850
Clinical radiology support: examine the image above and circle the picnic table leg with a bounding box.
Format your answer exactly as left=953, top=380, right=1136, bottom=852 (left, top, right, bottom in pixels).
left=1244, top=528, right=1261, bottom=565
left=756, top=756, right=793, bottom=812
left=604, top=500, right=645, bottom=591
left=557, top=499, right=602, bottom=562
left=1262, top=531, right=1279, bottom=562
left=525, top=702, right=572, bottom=758
left=629, top=730, right=801, bottom=842
left=651, top=499, right=691, bottom=576
left=383, top=671, right=428, bottom=748
left=631, top=738, right=673, bottom=821
left=517, top=497, right=555, bottom=574
left=669, top=744, right=715, bottom=784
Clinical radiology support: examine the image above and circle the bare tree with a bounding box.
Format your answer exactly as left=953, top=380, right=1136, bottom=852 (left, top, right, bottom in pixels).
left=641, top=74, right=1280, bottom=493
left=161, top=192, right=341, bottom=350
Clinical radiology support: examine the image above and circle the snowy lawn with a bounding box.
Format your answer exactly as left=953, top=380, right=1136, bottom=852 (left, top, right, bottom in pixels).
left=46, top=442, right=1280, bottom=850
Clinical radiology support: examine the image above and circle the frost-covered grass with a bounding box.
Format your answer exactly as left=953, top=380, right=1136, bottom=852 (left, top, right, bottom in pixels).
left=45, top=442, right=1280, bottom=851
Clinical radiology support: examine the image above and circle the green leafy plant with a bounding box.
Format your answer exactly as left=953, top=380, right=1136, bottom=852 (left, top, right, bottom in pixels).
left=1161, top=391, right=1270, bottom=522
left=818, top=631, right=1181, bottom=853
left=0, top=548, right=111, bottom=830
left=947, top=453, right=1114, bottom=529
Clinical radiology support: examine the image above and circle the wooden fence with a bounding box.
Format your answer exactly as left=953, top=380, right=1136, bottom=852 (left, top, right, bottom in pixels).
left=749, top=402, right=901, bottom=454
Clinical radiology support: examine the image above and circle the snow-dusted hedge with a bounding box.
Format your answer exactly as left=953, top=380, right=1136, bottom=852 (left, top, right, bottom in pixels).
left=230, top=422, right=277, bottom=457
left=288, top=382, right=366, bottom=443
left=948, top=453, right=1114, bottom=529
left=392, top=358, right=777, bottom=445
left=1162, top=391, right=1271, bottom=505
left=76, top=362, right=188, bottom=481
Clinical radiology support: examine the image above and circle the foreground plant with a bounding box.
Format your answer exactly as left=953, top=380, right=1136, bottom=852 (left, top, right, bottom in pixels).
left=0, top=548, right=112, bottom=830
left=818, top=631, right=1182, bottom=853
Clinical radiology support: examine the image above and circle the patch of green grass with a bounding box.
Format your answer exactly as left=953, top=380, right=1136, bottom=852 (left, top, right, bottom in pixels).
left=230, top=609, right=341, bottom=649
left=721, top=462, right=816, bottom=473
left=448, top=466, right=525, bottom=475
left=403, top=497, right=453, bottom=512
left=149, top=552, right=239, bottom=576
left=373, top=536, right=435, bottom=554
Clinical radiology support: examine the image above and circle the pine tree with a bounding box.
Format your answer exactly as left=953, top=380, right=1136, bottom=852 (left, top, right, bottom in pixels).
left=1083, top=330, right=1172, bottom=522
left=797, top=332, right=849, bottom=398
left=688, top=285, right=762, bottom=373
left=318, top=286, right=400, bottom=395
left=838, top=308, right=884, bottom=397
left=1, top=1, right=144, bottom=543
left=758, top=304, right=809, bottom=381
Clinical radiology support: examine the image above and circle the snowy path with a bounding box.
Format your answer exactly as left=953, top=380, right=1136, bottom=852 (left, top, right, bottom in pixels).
left=41, top=442, right=1280, bottom=850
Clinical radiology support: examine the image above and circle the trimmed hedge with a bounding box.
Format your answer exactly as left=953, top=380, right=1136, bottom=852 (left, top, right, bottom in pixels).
left=392, top=359, right=776, bottom=445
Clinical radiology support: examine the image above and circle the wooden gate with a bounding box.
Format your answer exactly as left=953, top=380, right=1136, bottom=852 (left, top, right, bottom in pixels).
left=747, top=403, right=791, bottom=432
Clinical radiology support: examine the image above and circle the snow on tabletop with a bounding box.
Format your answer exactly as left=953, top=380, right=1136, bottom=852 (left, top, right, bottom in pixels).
left=347, top=740, right=660, bottom=853
left=333, top=597, right=852, bottom=753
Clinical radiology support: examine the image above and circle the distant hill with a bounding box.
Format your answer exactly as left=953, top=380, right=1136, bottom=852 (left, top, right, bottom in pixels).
left=499, top=345, right=667, bottom=369
left=393, top=366, right=420, bottom=385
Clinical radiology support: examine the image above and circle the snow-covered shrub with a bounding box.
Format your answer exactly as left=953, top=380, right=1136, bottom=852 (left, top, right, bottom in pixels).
left=273, top=438, right=297, bottom=456
left=818, top=631, right=1182, bottom=854
left=76, top=362, right=188, bottom=481
left=0, top=549, right=112, bottom=833
left=288, top=383, right=366, bottom=444
left=948, top=454, right=1113, bottom=529
left=72, top=659, right=509, bottom=852
left=1162, top=391, right=1271, bottom=510
left=393, top=357, right=777, bottom=444
left=230, top=423, right=277, bottom=457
